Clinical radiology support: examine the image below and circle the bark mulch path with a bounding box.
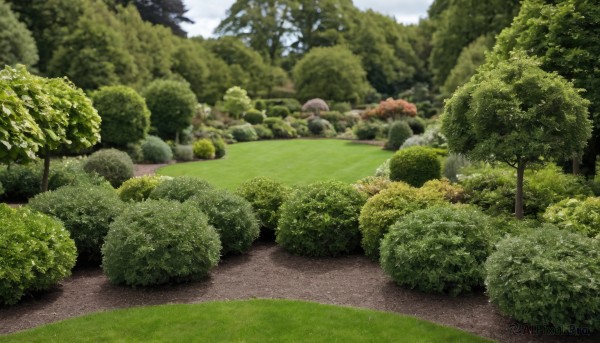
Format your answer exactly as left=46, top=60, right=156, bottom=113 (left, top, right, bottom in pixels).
left=1, top=242, right=597, bottom=343
left=134, top=163, right=166, bottom=177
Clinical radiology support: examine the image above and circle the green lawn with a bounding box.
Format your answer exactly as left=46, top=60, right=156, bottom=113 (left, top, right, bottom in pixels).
left=0, top=299, right=493, bottom=343
left=158, top=139, right=392, bottom=189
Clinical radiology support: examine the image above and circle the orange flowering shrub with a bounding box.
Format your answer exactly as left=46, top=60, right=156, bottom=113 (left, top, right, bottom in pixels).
left=363, top=98, right=417, bottom=120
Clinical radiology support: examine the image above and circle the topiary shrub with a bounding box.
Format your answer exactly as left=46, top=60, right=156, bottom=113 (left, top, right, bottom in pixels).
left=389, top=146, right=441, bottom=187
left=102, top=200, right=221, bottom=287
left=267, top=105, right=290, bottom=118
left=173, top=144, right=194, bottom=161
left=210, top=136, right=227, bottom=158
left=28, top=185, right=123, bottom=264
left=543, top=197, right=600, bottom=239
left=117, top=175, right=167, bottom=202
left=141, top=135, right=173, bottom=163
left=253, top=124, right=274, bottom=139
left=353, top=121, right=381, bottom=140
left=486, top=226, right=600, bottom=331
left=230, top=124, right=258, bottom=142
left=236, top=177, right=289, bottom=234
left=302, top=98, right=329, bottom=115
left=307, top=118, right=336, bottom=137
left=243, top=109, right=265, bottom=125
left=143, top=79, right=197, bottom=140
left=193, top=139, right=216, bottom=159
left=186, top=189, right=259, bottom=255
left=385, top=121, right=413, bottom=151
left=380, top=205, right=493, bottom=296
left=149, top=176, right=213, bottom=203
left=91, top=85, right=150, bottom=148
left=0, top=205, right=76, bottom=305
left=277, top=181, right=367, bottom=257
left=83, top=149, right=134, bottom=188
left=263, top=117, right=297, bottom=139
left=358, top=182, right=446, bottom=260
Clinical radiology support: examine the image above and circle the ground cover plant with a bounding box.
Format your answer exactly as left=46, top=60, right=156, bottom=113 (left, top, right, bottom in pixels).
left=158, top=139, right=392, bottom=189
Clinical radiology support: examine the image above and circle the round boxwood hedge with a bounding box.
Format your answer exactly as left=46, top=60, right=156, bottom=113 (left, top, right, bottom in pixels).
left=149, top=176, right=213, bottom=203
left=210, top=136, right=227, bottom=159
left=486, top=226, right=600, bottom=331
left=193, top=139, right=215, bottom=159
left=28, top=185, right=124, bottom=264
left=236, top=177, right=289, bottom=234
left=102, top=200, right=221, bottom=287
left=186, top=189, right=260, bottom=255
left=117, top=175, right=167, bottom=202
left=543, top=197, right=600, bottom=239
left=380, top=205, right=493, bottom=296
left=389, top=146, right=441, bottom=187
left=83, top=149, right=134, bottom=188
left=276, top=181, right=367, bottom=257
left=141, top=135, right=173, bottom=163
left=385, top=121, right=413, bottom=151
left=243, top=109, right=265, bottom=124
left=230, top=124, right=258, bottom=142
left=0, top=205, right=76, bottom=305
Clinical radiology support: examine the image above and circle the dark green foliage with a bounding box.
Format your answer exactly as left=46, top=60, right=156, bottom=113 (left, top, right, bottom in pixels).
left=117, top=175, right=165, bottom=202
left=253, top=124, right=274, bottom=139
left=243, top=109, right=265, bottom=124
left=186, top=188, right=259, bottom=255
left=277, top=181, right=367, bottom=257
left=236, top=177, right=289, bottom=234
left=543, top=197, right=600, bottom=239
left=102, top=200, right=222, bottom=287
left=141, top=135, right=173, bottom=163
left=210, top=136, right=227, bottom=158
left=29, top=185, right=122, bottom=264
left=263, top=117, right=297, bottom=139
left=173, top=144, right=194, bottom=161
left=307, top=118, right=335, bottom=137
left=149, top=176, right=213, bottom=203
left=380, top=205, right=493, bottom=296
left=0, top=0, right=38, bottom=67
left=254, top=99, right=266, bottom=111
left=91, top=85, right=150, bottom=148
left=143, top=79, right=197, bottom=140
left=389, top=146, right=441, bottom=187
left=486, top=227, right=600, bottom=331
left=193, top=139, right=215, bottom=159
left=289, top=119, right=309, bottom=137
left=0, top=205, right=76, bottom=305
left=385, top=121, right=413, bottom=151
left=114, top=0, right=192, bottom=37
left=331, top=102, right=351, bottom=113
left=353, top=121, right=381, bottom=140
left=230, top=124, right=258, bottom=142
left=126, top=142, right=144, bottom=163
left=263, top=98, right=301, bottom=113
left=403, top=117, right=425, bottom=135
left=83, top=149, right=134, bottom=188
left=267, top=105, right=290, bottom=118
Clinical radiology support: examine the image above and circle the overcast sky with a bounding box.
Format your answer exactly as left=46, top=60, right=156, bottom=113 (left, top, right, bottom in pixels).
left=182, top=0, right=434, bottom=38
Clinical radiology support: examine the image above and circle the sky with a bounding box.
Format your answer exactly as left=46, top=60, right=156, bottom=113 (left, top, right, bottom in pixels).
left=181, top=0, right=435, bottom=38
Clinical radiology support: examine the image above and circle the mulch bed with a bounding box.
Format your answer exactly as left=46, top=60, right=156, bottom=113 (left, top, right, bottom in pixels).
left=1, top=242, right=597, bottom=343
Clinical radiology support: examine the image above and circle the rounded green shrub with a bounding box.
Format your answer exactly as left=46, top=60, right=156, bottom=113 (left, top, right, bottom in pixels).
left=102, top=200, right=221, bottom=287
left=83, top=149, right=134, bottom=188
left=353, top=121, right=381, bottom=140
left=193, top=139, right=215, bottom=159
left=263, top=117, right=297, bottom=139
left=0, top=205, right=76, bottom=305
left=277, top=181, right=367, bottom=257
left=253, top=124, right=274, bottom=139
left=117, top=175, right=167, bottom=202
left=29, top=185, right=123, bottom=264
left=404, top=117, right=425, bottom=135
left=308, top=118, right=336, bottom=137
left=267, top=105, right=290, bottom=118
left=149, top=176, right=213, bottom=203
left=173, top=144, right=194, bottom=161
left=236, top=177, right=289, bottom=234
left=143, top=79, right=197, bottom=140
left=389, top=146, right=441, bottom=187
left=141, top=135, right=173, bottom=163
left=210, top=136, right=227, bottom=158
left=290, top=119, right=309, bottom=137
left=254, top=99, right=267, bottom=111
left=486, top=226, right=600, bottom=331
left=243, top=109, right=265, bottom=124
left=187, top=189, right=259, bottom=255
left=91, top=85, right=150, bottom=148
left=543, top=197, right=600, bottom=239
left=230, top=124, right=258, bottom=142
left=359, top=182, right=446, bottom=260
left=380, top=205, right=493, bottom=296
left=385, top=121, right=413, bottom=151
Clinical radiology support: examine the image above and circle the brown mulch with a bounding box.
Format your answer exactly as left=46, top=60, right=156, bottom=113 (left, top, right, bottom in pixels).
left=1, top=242, right=597, bottom=343
left=134, top=163, right=166, bottom=177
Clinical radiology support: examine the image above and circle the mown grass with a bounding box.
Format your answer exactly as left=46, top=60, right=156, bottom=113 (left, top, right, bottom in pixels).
left=0, top=299, right=493, bottom=342
left=157, top=139, right=392, bottom=189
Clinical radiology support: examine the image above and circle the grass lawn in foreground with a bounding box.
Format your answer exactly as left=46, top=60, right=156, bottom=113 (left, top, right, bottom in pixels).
left=157, top=139, right=392, bottom=189
left=0, top=299, right=493, bottom=342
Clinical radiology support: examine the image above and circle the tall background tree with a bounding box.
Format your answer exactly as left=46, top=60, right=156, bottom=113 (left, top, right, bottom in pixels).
left=113, top=0, right=193, bottom=36
left=0, top=0, right=39, bottom=67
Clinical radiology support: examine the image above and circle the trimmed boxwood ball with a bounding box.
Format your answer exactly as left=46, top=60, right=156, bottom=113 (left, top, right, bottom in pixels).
left=243, top=109, right=265, bottom=124
left=359, top=182, right=446, bottom=260
left=83, top=149, right=134, bottom=188
left=102, top=200, right=221, bottom=287
left=389, top=146, right=441, bottom=187
left=149, top=176, right=213, bottom=203
left=267, top=105, right=290, bottom=118
left=380, top=205, right=493, bottom=296
left=28, top=185, right=124, bottom=264
left=236, top=177, right=289, bottom=234
left=230, top=124, right=258, bottom=142
left=141, top=135, right=173, bottom=163
left=385, top=121, right=413, bottom=151
left=117, top=175, right=167, bottom=202
left=486, top=226, right=600, bottom=331
left=276, top=181, right=367, bottom=257
left=193, top=139, right=216, bottom=159
left=186, top=189, right=260, bottom=255
left=0, top=205, right=76, bottom=305
left=543, top=197, right=600, bottom=239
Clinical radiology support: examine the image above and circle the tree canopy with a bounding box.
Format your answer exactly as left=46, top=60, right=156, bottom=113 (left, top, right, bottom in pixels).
left=0, top=0, right=38, bottom=67
left=113, top=0, right=193, bottom=37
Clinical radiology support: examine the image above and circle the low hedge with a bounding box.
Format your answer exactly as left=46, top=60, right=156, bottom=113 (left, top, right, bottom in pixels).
left=149, top=176, right=213, bottom=203
left=389, top=146, right=441, bottom=187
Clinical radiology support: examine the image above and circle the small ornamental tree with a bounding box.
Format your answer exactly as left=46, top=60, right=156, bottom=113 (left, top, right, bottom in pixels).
left=302, top=98, right=329, bottom=116
left=363, top=98, right=417, bottom=121
left=442, top=54, right=591, bottom=219
left=223, top=86, right=252, bottom=119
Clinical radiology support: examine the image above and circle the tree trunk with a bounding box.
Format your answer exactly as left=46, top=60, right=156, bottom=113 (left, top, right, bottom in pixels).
left=515, top=162, right=526, bottom=220
left=41, top=151, right=50, bottom=192
left=572, top=157, right=580, bottom=175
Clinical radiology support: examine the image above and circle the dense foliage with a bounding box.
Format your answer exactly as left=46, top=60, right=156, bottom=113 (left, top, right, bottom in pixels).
left=0, top=0, right=38, bottom=67
left=83, top=149, right=134, bottom=188
left=385, top=121, right=413, bottom=151
left=543, top=198, right=600, bottom=239
left=236, top=177, right=289, bottom=234
left=193, top=139, right=215, bottom=159
left=117, top=175, right=166, bottom=202
left=389, top=146, right=441, bottom=187
left=149, top=176, right=213, bottom=203
left=140, top=135, right=173, bottom=163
